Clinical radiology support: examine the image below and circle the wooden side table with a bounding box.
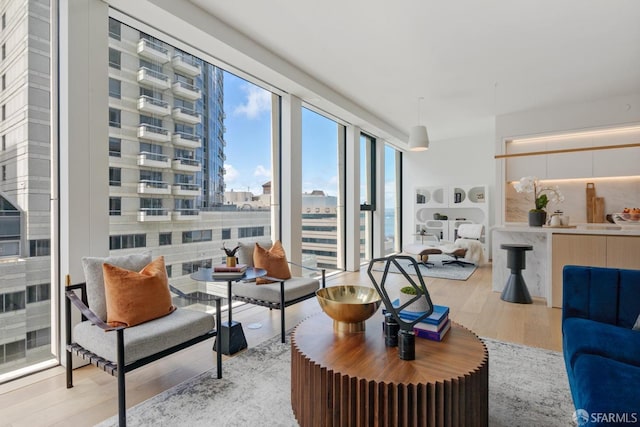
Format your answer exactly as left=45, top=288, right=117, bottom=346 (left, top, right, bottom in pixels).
left=291, top=313, right=488, bottom=426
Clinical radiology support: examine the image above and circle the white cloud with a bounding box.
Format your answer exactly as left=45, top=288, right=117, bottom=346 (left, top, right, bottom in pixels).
left=233, top=85, right=271, bottom=119
left=224, top=163, right=239, bottom=184
left=253, top=165, right=271, bottom=178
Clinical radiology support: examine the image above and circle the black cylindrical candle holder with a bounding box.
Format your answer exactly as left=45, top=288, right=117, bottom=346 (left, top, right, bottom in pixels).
left=398, top=329, right=415, bottom=360
left=384, top=313, right=399, bottom=347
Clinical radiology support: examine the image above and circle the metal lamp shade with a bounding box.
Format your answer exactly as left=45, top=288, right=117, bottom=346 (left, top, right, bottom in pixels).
left=408, top=125, right=429, bottom=151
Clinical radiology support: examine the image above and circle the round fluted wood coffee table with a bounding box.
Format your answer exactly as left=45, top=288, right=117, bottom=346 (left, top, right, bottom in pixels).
left=291, top=312, right=488, bottom=426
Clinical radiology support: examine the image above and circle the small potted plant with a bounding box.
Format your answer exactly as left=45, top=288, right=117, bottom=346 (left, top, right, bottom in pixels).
left=222, top=243, right=240, bottom=267
left=398, top=285, right=430, bottom=313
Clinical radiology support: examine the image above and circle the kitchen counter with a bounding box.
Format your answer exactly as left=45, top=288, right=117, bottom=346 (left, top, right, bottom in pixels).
left=493, top=223, right=640, bottom=236
left=492, top=224, right=640, bottom=307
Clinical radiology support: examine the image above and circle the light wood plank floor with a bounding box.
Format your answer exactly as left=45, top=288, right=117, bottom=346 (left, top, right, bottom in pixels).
left=0, top=262, right=562, bottom=427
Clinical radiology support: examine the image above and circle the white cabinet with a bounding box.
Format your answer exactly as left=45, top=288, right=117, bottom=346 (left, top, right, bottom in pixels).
left=547, top=151, right=593, bottom=179
left=506, top=154, right=547, bottom=182
left=593, top=147, right=640, bottom=178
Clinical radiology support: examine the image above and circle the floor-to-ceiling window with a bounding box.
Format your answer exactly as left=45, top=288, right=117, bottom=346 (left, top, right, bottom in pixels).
left=301, top=107, right=345, bottom=273
left=359, top=133, right=376, bottom=262
left=384, top=145, right=401, bottom=255
left=107, top=17, right=277, bottom=301
left=0, top=0, right=55, bottom=380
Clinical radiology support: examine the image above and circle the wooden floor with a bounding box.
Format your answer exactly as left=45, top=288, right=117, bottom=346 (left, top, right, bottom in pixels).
left=0, top=262, right=562, bottom=427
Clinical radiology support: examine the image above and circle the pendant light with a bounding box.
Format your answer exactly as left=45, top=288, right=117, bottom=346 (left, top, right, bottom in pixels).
left=408, top=97, right=429, bottom=151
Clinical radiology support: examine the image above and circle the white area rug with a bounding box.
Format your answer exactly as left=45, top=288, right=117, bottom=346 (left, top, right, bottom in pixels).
left=374, top=255, right=478, bottom=281
left=96, top=332, right=574, bottom=426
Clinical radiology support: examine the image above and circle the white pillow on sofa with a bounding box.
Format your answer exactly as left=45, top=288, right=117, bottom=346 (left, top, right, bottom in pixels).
left=633, top=314, right=640, bottom=331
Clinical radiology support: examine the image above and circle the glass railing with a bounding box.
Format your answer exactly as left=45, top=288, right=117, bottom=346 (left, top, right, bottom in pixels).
left=140, top=38, right=168, bottom=55
left=139, top=123, right=169, bottom=136
left=173, top=80, right=199, bottom=93
left=173, top=53, right=200, bottom=68
left=174, top=183, right=200, bottom=191
left=174, top=132, right=200, bottom=141
left=174, top=209, right=199, bottom=216
left=139, top=151, right=168, bottom=162
left=139, top=180, right=169, bottom=189
left=174, top=157, right=199, bottom=167
left=174, top=107, right=199, bottom=118
left=139, top=208, right=168, bottom=216
left=139, top=95, right=169, bottom=108
left=138, top=67, right=169, bottom=82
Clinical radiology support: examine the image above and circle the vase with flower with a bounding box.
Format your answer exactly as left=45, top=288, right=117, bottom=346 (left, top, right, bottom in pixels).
left=513, top=176, right=564, bottom=227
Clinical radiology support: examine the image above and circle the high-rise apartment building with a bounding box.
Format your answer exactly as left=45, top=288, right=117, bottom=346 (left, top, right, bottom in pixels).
left=0, top=0, right=53, bottom=376
left=106, top=18, right=276, bottom=296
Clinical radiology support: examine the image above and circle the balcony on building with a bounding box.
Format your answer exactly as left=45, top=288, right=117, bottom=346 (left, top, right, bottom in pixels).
left=172, top=209, right=201, bottom=221
left=172, top=106, right=201, bottom=125
left=138, top=123, right=171, bottom=143
left=172, top=80, right=201, bottom=101
left=137, top=180, right=171, bottom=195
left=137, top=38, right=170, bottom=63
left=172, top=157, right=202, bottom=172
left=172, top=54, right=201, bottom=77
left=137, top=151, right=171, bottom=169
left=172, top=131, right=202, bottom=149
left=138, top=208, right=171, bottom=222
left=137, top=67, right=171, bottom=90
left=138, top=95, right=171, bottom=116
left=172, top=183, right=201, bottom=197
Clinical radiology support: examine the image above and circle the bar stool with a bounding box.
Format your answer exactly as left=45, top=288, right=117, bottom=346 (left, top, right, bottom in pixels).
left=500, top=243, right=533, bottom=304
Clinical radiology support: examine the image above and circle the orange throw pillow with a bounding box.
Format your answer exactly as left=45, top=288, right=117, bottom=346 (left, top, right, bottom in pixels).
left=103, top=256, right=176, bottom=327
left=253, top=241, right=292, bottom=284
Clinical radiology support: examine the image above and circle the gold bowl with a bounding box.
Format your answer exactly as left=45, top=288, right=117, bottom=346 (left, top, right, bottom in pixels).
left=316, top=285, right=382, bottom=333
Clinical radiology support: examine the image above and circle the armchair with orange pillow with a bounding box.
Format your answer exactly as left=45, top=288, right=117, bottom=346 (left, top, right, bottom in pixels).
left=233, top=240, right=326, bottom=342
left=65, top=253, right=222, bottom=427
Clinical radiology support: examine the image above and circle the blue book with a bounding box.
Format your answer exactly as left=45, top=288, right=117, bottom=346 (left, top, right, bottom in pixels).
left=386, top=299, right=449, bottom=325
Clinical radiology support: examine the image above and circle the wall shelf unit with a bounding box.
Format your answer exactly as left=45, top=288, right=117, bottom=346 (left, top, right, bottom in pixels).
left=414, top=185, right=489, bottom=253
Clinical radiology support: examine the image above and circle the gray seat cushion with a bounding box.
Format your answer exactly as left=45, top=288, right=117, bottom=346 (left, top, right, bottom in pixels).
left=81, top=251, right=152, bottom=321
left=232, top=277, right=319, bottom=304
left=73, top=307, right=214, bottom=365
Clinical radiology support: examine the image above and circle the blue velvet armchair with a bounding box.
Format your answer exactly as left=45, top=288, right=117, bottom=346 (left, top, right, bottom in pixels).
left=562, top=265, right=640, bottom=425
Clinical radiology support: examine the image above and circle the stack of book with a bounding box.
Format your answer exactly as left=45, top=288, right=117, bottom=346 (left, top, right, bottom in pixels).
left=211, top=264, right=248, bottom=279
left=386, top=300, right=451, bottom=341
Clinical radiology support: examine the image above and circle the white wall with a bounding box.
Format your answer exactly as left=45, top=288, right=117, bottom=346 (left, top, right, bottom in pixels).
left=402, top=131, right=496, bottom=250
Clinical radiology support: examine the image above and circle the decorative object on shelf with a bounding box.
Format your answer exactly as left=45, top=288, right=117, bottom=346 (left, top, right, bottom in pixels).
left=222, top=243, right=240, bottom=267
left=315, top=285, right=382, bottom=333
left=408, top=97, right=429, bottom=151
left=513, top=176, right=564, bottom=227
left=367, top=255, right=434, bottom=360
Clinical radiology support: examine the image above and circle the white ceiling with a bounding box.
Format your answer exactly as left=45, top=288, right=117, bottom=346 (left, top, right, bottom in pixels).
left=189, top=0, right=640, bottom=143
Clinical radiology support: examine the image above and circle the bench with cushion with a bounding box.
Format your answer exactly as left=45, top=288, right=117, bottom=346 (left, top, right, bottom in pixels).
left=232, top=241, right=325, bottom=342
left=65, top=252, right=222, bottom=427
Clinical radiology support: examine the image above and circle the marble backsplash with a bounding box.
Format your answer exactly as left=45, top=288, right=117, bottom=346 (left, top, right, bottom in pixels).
left=505, top=177, right=640, bottom=224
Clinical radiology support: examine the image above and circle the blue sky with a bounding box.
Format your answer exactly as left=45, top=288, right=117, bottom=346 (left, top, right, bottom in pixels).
left=222, top=72, right=396, bottom=207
